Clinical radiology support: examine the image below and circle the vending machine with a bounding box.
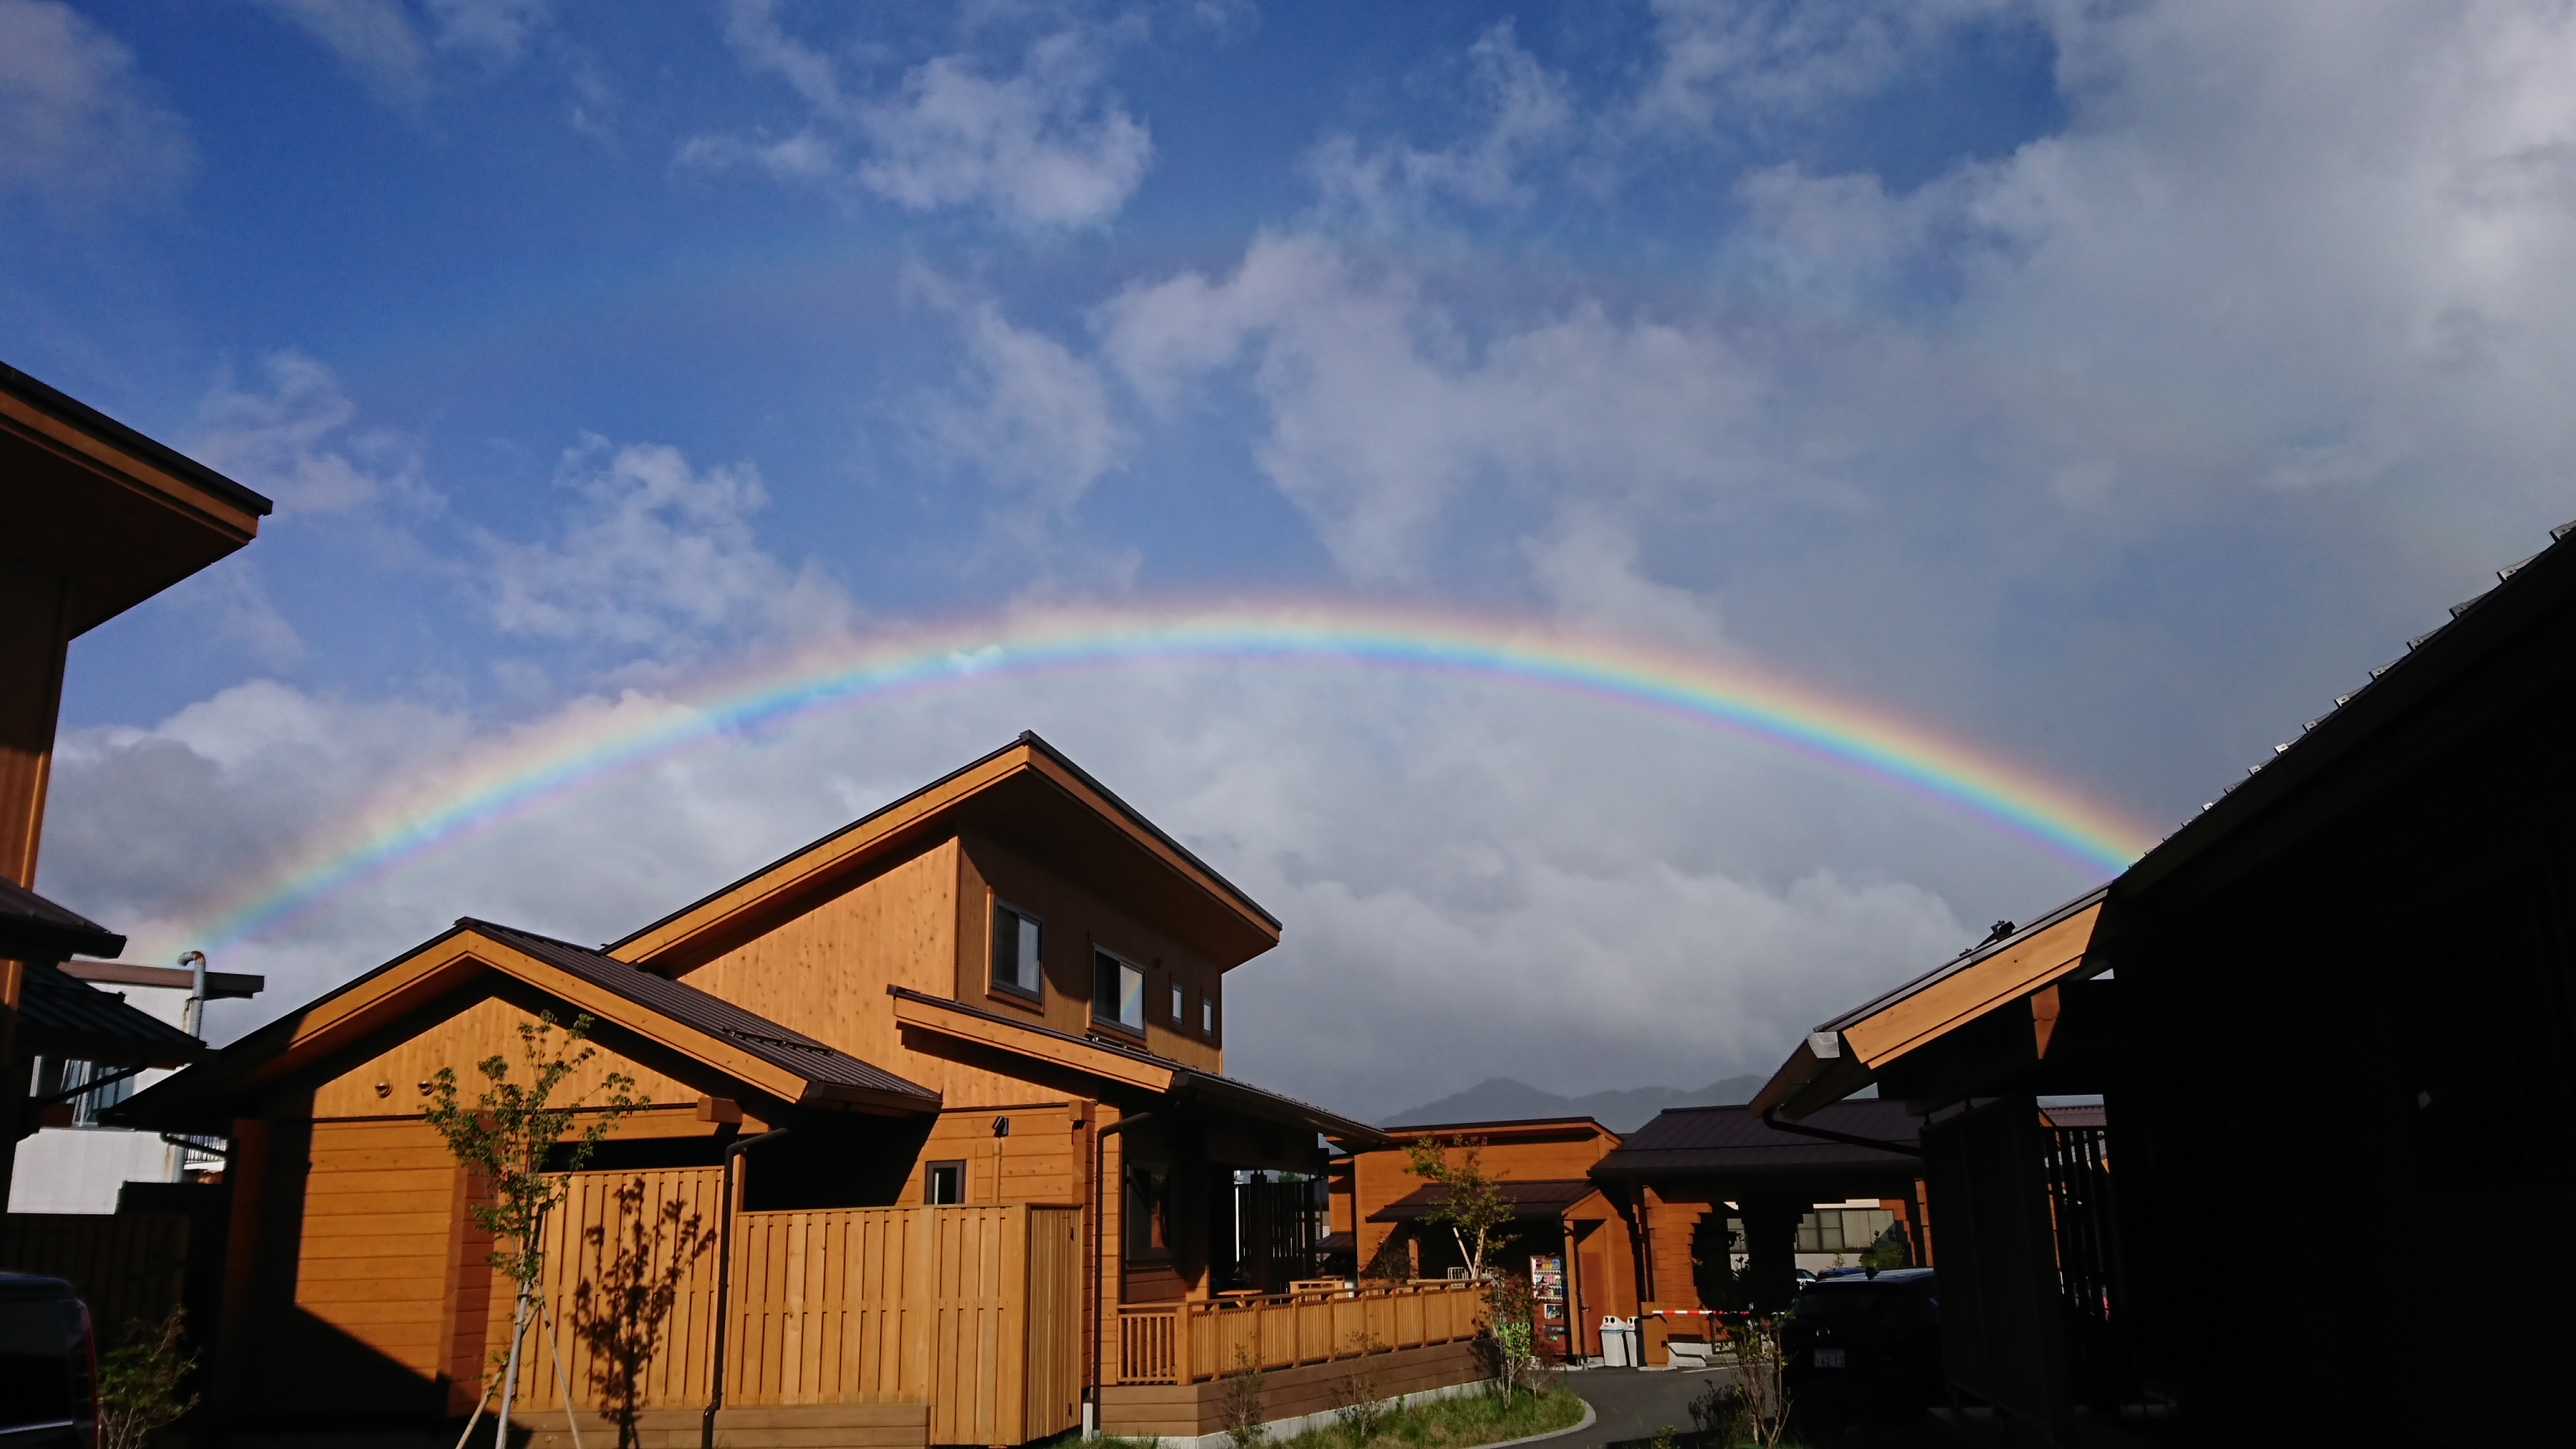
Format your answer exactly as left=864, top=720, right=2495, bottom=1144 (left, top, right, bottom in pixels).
left=1529, top=1254, right=1570, bottom=1360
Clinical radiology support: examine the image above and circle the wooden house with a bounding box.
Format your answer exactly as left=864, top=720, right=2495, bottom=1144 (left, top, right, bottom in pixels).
left=1326, top=1118, right=1638, bottom=1361
left=1751, top=519, right=2576, bottom=1443
left=1, top=360, right=271, bottom=1204
left=1587, top=1104, right=1923, bottom=1365
left=116, top=735, right=1501, bottom=1448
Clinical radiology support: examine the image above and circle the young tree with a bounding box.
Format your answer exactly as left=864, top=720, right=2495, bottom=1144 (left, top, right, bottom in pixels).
left=97, top=1306, right=197, bottom=1449
left=1401, top=1136, right=1515, bottom=1281
left=426, top=1011, right=643, bottom=1448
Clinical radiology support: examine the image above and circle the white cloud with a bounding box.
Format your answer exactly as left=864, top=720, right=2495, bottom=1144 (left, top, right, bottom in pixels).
left=684, top=1, right=1152, bottom=233
left=189, top=353, right=433, bottom=519
left=479, top=436, right=849, bottom=663
left=1633, top=0, right=2017, bottom=135
left=250, top=0, right=551, bottom=107
left=1097, top=235, right=1770, bottom=584
left=0, top=0, right=191, bottom=211
left=916, top=288, right=1130, bottom=555
left=1307, top=21, right=1575, bottom=223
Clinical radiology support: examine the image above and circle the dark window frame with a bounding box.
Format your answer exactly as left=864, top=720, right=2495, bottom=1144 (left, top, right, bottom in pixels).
left=1093, top=948, right=1146, bottom=1037
left=926, top=1160, right=967, bottom=1205
left=991, top=900, right=1046, bottom=1004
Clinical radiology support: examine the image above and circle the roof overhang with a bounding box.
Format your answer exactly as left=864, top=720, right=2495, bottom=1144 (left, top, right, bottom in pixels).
left=0, top=879, right=125, bottom=964
left=1751, top=892, right=2106, bottom=1120
left=1, top=362, right=272, bottom=636
left=16, top=963, right=206, bottom=1070
left=111, top=924, right=938, bottom=1132
left=611, top=734, right=1281, bottom=975
left=889, top=987, right=1389, bottom=1149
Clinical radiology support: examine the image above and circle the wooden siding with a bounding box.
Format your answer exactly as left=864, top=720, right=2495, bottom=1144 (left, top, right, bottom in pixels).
left=313, top=994, right=699, bottom=1123
left=298, top=1119, right=462, bottom=1381
left=957, top=834, right=1224, bottom=1073
left=895, top=1104, right=1081, bottom=1206
left=0, top=1213, right=189, bottom=1328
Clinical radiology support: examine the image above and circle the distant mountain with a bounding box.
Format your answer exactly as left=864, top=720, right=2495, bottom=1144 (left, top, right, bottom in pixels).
left=1379, top=1074, right=1775, bottom=1134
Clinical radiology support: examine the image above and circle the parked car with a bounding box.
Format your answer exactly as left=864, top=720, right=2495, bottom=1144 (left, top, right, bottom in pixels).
left=1780, top=1268, right=1940, bottom=1416
left=0, top=1275, right=95, bottom=1449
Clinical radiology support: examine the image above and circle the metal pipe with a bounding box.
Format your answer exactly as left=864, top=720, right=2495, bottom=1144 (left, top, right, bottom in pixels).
left=702, top=1127, right=790, bottom=1449
left=1085, top=1108, right=1150, bottom=1438
left=170, top=951, right=208, bottom=1183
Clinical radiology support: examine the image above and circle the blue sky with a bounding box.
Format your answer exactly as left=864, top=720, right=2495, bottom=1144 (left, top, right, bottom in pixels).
left=10, top=1, right=2576, bottom=1115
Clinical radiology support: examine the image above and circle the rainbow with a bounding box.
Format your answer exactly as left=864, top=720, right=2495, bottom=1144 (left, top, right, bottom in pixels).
left=185, top=602, right=2154, bottom=951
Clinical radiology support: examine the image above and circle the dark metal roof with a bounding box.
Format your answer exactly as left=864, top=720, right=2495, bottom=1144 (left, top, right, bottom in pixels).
left=0, top=878, right=125, bottom=963
left=460, top=920, right=940, bottom=1109
left=1, top=360, right=274, bottom=517
left=886, top=985, right=1387, bottom=1146
left=1368, top=1179, right=1600, bottom=1223
left=1591, top=1101, right=1921, bottom=1179
left=16, top=962, right=206, bottom=1067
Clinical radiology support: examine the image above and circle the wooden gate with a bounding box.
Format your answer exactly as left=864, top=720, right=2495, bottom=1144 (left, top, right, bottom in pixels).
left=502, top=1174, right=1080, bottom=1445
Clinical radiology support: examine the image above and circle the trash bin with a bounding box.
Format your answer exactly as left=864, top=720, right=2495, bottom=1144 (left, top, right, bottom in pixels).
left=1600, top=1316, right=1638, bottom=1367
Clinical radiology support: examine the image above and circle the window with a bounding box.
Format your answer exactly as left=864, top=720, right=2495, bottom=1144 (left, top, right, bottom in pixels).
left=926, top=1161, right=965, bottom=1205
left=992, top=904, right=1044, bottom=1000
left=1794, top=1208, right=1895, bottom=1254
left=1203, top=996, right=1216, bottom=1038
left=1171, top=982, right=1185, bottom=1024
left=1095, top=951, right=1144, bottom=1035
left=34, top=1057, right=138, bottom=1127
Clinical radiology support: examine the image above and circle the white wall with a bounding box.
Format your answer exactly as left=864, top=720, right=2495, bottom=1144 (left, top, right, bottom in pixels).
left=8, top=981, right=195, bottom=1215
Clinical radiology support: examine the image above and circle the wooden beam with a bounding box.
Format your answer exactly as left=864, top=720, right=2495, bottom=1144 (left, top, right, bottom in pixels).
left=1841, top=903, right=2102, bottom=1069
left=891, top=991, right=1177, bottom=1093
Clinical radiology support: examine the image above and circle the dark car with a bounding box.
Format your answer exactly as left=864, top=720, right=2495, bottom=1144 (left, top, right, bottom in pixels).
left=0, top=1275, right=96, bottom=1449
left=1779, top=1268, right=1940, bottom=1417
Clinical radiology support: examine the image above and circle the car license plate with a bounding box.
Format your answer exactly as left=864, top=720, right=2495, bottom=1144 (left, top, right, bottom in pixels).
left=1813, top=1347, right=1845, bottom=1369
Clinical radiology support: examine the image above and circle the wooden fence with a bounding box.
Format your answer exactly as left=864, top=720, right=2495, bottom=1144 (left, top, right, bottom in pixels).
left=0, top=1214, right=191, bottom=1330
left=499, top=1171, right=1080, bottom=1446
left=1112, top=1280, right=1483, bottom=1386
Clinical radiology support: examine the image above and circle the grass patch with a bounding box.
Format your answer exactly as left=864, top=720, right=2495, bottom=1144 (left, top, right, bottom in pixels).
left=1277, top=1385, right=1586, bottom=1449
left=1071, top=1371, right=1576, bottom=1444
left=1081, top=1383, right=1585, bottom=1449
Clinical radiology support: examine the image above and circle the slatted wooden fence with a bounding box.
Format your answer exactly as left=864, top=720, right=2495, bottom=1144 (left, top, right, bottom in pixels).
left=0, top=1213, right=191, bottom=1330
left=1113, top=1280, right=1482, bottom=1385
left=498, top=1172, right=1080, bottom=1446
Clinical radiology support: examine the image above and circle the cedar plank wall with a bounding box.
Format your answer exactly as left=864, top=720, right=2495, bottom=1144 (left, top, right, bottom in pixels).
left=313, top=994, right=701, bottom=1121
left=288, top=1119, right=467, bottom=1413
left=955, top=834, right=1224, bottom=1073
left=676, top=840, right=1024, bottom=1106
left=1350, top=1124, right=1618, bottom=1273
left=1644, top=1191, right=1710, bottom=1309
left=894, top=1102, right=1083, bottom=1205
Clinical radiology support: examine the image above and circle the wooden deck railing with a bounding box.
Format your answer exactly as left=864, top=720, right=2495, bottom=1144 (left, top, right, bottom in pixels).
left=1112, top=1280, right=1483, bottom=1385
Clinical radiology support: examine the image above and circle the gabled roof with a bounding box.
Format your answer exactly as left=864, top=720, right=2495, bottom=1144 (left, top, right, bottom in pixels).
left=1592, top=1100, right=1921, bottom=1179
left=888, top=987, right=1388, bottom=1149
left=0, top=878, right=125, bottom=963
left=1750, top=890, right=2106, bottom=1120
left=111, top=918, right=938, bottom=1133
left=608, top=733, right=1281, bottom=975
left=1368, top=1179, right=1601, bottom=1222
left=1373, top=1116, right=1619, bottom=1140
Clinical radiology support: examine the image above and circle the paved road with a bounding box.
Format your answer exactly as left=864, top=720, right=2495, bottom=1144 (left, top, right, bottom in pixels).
left=1550, top=1366, right=1736, bottom=1448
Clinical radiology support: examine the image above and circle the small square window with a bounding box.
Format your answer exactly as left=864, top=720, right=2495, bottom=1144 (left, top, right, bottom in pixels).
left=993, top=905, right=1043, bottom=1000
left=1095, top=951, right=1144, bottom=1035
left=927, top=1161, right=965, bottom=1205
